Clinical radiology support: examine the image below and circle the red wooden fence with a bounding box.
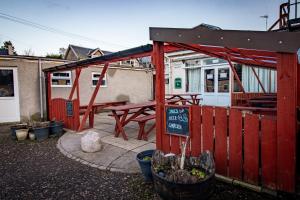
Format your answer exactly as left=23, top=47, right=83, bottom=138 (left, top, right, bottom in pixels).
left=163, top=105, right=278, bottom=190
left=49, top=98, right=80, bottom=130
left=231, top=92, right=276, bottom=106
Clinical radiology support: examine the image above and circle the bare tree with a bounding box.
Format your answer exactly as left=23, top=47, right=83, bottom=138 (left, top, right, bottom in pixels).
left=23, top=48, right=34, bottom=56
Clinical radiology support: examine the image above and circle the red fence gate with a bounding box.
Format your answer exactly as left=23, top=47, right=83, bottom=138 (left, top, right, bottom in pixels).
left=160, top=105, right=278, bottom=190
left=49, top=98, right=80, bottom=130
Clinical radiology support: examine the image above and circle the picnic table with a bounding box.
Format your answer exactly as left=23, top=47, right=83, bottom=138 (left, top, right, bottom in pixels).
left=106, top=100, right=177, bottom=140
left=165, top=93, right=202, bottom=105
left=79, top=100, right=127, bottom=128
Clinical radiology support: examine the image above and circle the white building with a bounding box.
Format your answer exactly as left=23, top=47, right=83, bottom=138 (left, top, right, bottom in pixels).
left=165, top=50, right=277, bottom=106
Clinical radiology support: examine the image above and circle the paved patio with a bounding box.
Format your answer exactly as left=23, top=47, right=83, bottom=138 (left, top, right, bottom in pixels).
left=57, top=112, right=156, bottom=173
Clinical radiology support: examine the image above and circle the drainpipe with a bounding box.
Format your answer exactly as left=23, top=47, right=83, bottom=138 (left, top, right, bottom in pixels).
left=38, top=59, right=43, bottom=120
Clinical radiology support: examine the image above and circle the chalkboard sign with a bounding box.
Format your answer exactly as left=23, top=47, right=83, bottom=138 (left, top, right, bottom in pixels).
left=166, top=107, right=190, bottom=136
left=66, top=100, right=73, bottom=117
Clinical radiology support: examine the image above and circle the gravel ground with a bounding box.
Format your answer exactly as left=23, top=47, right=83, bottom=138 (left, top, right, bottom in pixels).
left=0, top=129, right=297, bottom=200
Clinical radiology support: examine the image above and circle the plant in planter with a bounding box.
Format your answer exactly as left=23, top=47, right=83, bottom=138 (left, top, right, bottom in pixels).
left=49, top=120, right=64, bottom=137
left=136, top=149, right=155, bottom=182
left=151, top=137, right=215, bottom=200
left=10, top=123, right=27, bottom=140
left=32, top=121, right=50, bottom=141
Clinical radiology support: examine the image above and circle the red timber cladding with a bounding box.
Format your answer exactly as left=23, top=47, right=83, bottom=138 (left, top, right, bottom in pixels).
left=276, top=53, right=297, bottom=192
left=214, top=107, right=228, bottom=176
left=243, top=113, right=259, bottom=184
left=202, top=106, right=214, bottom=153
left=228, top=109, right=243, bottom=180
left=160, top=104, right=281, bottom=191
left=191, top=105, right=201, bottom=156
left=50, top=98, right=80, bottom=130
left=261, top=116, right=277, bottom=189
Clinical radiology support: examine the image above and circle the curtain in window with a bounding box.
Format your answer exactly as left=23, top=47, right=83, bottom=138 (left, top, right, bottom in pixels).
left=187, top=68, right=201, bottom=93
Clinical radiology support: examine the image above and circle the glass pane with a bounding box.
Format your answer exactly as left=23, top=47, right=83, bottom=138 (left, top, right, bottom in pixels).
left=0, top=69, right=14, bottom=97
left=205, top=69, right=214, bottom=92
left=233, top=64, right=243, bottom=92
left=218, top=68, right=229, bottom=93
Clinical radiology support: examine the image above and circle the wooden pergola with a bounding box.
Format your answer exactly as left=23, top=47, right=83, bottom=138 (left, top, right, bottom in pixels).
left=150, top=25, right=300, bottom=193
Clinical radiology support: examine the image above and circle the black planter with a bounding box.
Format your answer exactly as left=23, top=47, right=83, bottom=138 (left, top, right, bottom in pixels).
left=49, top=121, right=64, bottom=137
left=136, top=150, right=154, bottom=182
left=33, top=126, right=49, bottom=141
left=152, top=168, right=215, bottom=200
left=10, top=124, right=27, bottom=140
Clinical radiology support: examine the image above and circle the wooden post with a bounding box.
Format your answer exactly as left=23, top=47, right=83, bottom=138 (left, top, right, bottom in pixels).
left=68, top=68, right=81, bottom=100
left=47, top=72, right=52, bottom=120
left=227, top=57, right=246, bottom=93
left=276, top=53, right=297, bottom=192
left=153, top=41, right=165, bottom=150
left=78, top=63, right=109, bottom=131
left=76, top=69, right=81, bottom=106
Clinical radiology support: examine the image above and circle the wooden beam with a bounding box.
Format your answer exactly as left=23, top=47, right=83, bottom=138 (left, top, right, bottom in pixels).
left=227, top=56, right=246, bottom=93
left=276, top=53, right=297, bottom=192
left=68, top=68, right=81, bottom=100
left=250, top=66, right=267, bottom=93
left=153, top=41, right=165, bottom=151
left=78, top=63, right=109, bottom=131
left=76, top=69, right=81, bottom=106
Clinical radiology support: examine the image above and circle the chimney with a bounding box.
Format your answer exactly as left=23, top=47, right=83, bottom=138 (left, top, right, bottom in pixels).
left=7, top=44, right=13, bottom=55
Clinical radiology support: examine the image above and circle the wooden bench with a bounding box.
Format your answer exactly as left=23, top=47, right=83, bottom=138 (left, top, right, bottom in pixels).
left=131, top=114, right=156, bottom=140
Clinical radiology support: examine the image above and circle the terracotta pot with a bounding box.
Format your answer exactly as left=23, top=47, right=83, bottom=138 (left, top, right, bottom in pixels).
left=16, top=129, right=29, bottom=141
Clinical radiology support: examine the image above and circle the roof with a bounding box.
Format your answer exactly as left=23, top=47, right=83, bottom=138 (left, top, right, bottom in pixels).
left=150, top=25, right=300, bottom=53
left=44, top=44, right=153, bottom=73
left=68, top=44, right=112, bottom=60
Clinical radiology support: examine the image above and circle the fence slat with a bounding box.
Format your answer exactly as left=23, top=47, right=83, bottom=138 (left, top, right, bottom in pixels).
left=261, top=117, right=277, bottom=189
left=202, top=106, right=214, bottom=153
left=191, top=105, right=201, bottom=156
left=229, top=109, right=243, bottom=180
left=244, top=113, right=259, bottom=184
left=215, top=107, right=228, bottom=176
left=170, top=135, right=180, bottom=154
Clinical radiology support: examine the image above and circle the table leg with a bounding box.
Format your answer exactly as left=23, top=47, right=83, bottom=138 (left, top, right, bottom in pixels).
left=89, top=108, right=95, bottom=128
left=112, top=111, right=128, bottom=140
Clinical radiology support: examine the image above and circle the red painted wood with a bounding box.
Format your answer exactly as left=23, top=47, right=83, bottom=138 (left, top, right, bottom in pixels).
left=76, top=69, right=81, bottom=106
left=244, top=113, right=259, bottom=184
left=202, top=106, right=214, bottom=153
left=276, top=53, right=297, bottom=192
left=47, top=72, right=52, bottom=120
left=229, top=108, right=243, bottom=180
left=78, top=63, right=109, bottom=131
left=68, top=69, right=81, bottom=100
left=170, top=135, right=180, bottom=154
left=191, top=105, right=201, bottom=156
left=153, top=41, right=165, bottom=151
left=214, top=107, right=228, bottom=176
left=261, top=116, right=277, bottom=189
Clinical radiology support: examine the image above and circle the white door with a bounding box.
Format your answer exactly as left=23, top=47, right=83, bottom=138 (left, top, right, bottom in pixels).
left=0, top=67, right=20, bottom=122
left=201, top=65, right=231, bottom=106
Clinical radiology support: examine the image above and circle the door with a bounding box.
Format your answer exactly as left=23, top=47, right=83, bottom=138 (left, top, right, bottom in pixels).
left=201, top=65, right=231, bottom=106
left=0, top=67, right=20, bottom=122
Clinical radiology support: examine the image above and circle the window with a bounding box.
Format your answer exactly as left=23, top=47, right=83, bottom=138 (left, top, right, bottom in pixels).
left=0, top=69, right=14, bottom=97
left=51, top=71, right=72, bottom=87
left=186, top=68, right=201, bottom=93
left=218, top=68, right=229, bottom=93
left=233, top=64, right=243, bottom=92
left=204, top=69, right=214, bottom=92
left=92, top=72, right=107, bottom=87
left=203, top=58, right=226, bottom=66
left=121, top=60, right=134, bottom=66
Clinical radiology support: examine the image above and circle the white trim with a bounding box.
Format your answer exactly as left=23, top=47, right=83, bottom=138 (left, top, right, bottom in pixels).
left=91, top=72, right=107, bottom=88
left=51, top=71, right=72, bottom=88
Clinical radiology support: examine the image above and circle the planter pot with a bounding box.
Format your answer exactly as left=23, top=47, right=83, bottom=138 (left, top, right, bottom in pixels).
left=29, top=132, right=35, bottom=140
left=10, top=124, right=27, bottom=140
left=49, top=121, right=64, bottom=137
left=33, top=126, right=49, bottom=141
left=151, top=168, right=215, bottom=200
left=136, top=149, right=154, bottom=182
left=16, top=129, right=29, bottom=141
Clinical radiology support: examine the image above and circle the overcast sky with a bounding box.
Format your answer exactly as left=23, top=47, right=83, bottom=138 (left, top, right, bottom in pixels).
left=0, top=0, right=286, bottom=56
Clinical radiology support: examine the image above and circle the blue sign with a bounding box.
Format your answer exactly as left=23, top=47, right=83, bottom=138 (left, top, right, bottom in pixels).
left=66, top=100, right=73, bottom=117
left=166, top=107, right=189, bottom=135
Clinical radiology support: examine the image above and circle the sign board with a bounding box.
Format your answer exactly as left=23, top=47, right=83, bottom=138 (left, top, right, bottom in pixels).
left=174, top=78, right=182, bottom=89
left=166, top=106, right=190, bottom=136
left=66, top=100, right=73, bottom=117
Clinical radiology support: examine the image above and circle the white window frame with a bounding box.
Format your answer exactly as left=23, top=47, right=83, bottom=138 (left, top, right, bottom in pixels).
left=51, top=71, right=72, bottom=88
left=91, top=72, right=107, bottom=88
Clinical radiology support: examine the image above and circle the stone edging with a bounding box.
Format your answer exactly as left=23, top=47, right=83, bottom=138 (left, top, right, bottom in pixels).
left=56, top=134, right=139, bottom=174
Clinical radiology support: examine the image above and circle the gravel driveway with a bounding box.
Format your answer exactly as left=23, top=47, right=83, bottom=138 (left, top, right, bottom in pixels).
left=0, top=130, right=290, bottom=200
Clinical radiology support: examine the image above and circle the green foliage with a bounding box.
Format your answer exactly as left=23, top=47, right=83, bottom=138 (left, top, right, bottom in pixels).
left=45, top=53, right=63, bottom=59
left=0, top=40, right=17, bottom=55
left=142, top=156, right=152, bottom=161
left=191, top=168, right=206, bottom=179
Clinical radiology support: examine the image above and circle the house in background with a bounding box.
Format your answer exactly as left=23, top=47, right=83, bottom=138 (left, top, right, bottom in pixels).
left=64, top=44, right=112, bottom=60
left=165, top=50, right=277, bottom=106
